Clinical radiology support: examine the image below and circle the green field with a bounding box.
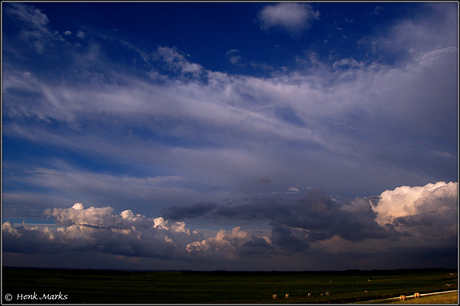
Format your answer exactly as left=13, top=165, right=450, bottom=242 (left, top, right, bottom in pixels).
left=2, top=268, right=457, bottom=303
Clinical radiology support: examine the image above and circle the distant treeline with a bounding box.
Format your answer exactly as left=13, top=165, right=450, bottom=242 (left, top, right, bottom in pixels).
left=3, top=266, right=456, bottom=274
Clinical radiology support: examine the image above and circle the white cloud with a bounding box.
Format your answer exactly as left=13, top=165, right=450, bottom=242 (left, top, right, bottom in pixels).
left=286, top=187, right=300, bottom=194
left=258, top=3, right=320, bottom=34
left=332, top=58, right=363, bottom=70
left=226, top=49, right=243, bottom=66
left=186, top=227, right=275, bottom=259
left=4, top=203, right=277, bottom=260
left=372, top=181, right=458, bottom=226
left=64, top=30, right=71, bottom=35
left=186, top=227, right=249, bottom=259
left=3, top=203, right=204, bottom=258
left=146, top=70, right=169, bottom=82
left=376, top=3, right=457, bottom=60
left=76, top=31, right=85, bottom=39
left=229, top=55, right=242, bottom=65
left=225, top=49, right=239, bottom=56
left=5, top=3, right=54, bottom=53
left=154, top=46, right=203, bottom=77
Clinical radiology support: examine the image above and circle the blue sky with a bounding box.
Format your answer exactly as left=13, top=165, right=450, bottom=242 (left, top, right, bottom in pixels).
left=2, top=2, right=458, bottom=271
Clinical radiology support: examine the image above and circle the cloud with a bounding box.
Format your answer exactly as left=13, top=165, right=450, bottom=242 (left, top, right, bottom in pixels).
left=257, top=3, right=320, bottom=35
left=162, top=182, right=457, bottom=246
left=375, top=3, right=457, bottom=62
left=153, top=46, right=203, bottom=78
left=3, top=35, right=456, bottom=200
left=1, top=162, right=230, bottom=219
left=332, top=58, right=363, bottom=70
left=286, top=187, right=300, bottom=194
left=162, top=189, right=392, bottom=243
left=373, top=6, right=384, bottom=15
left=3, top=203, right=203, bottom=259
left=161, top=202, right=218, bottom=221
left=3, top=180, right=457, bottom=267
left=4, top=3, right=56, bottom=53
left=2, top=204, right=275, bottom=261
left=229, top=54, right=242, bottom=65
left=372, top=181, right=458, bottom=226
left=225, top=49, right=241, bottom=64
left=2, top=3, right=457, bottom=269
left=269, top=224, right=310, bottom=254
left=3, top=3, right=456, bottom=196
left=76, top=31, right=85, bottom=39
left=64, top=30, right=71, bottom=35
left=186, top=227, right=274, bottom=259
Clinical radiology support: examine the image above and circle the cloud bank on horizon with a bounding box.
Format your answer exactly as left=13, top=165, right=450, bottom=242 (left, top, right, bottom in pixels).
left=2, top=2, right=458, bottom=270
left=3, top=182, right=457, bottom=270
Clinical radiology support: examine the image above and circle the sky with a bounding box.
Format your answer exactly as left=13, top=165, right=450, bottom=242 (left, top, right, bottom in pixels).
left=1, top=2, right=458, bottom=271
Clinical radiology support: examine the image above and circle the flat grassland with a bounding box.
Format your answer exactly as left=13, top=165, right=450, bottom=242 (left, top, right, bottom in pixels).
left=2, top=268, right=457, bottom=303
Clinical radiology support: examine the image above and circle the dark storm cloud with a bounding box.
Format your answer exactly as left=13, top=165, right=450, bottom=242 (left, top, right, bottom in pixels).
left=269, top=224, right=310, bottom=254
left=212, top=198, right=293, bottom=221
left=161, top=202, right=218, bottom=221
left=239, top=235, right=276, bottom=258
left=162, top=189, right=393, bottom=244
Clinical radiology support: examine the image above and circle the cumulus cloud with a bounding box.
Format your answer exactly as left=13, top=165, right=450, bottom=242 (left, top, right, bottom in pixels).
left=2, top=204, right=276, bottom=260
left=3, top=181, right=457, bottom=265
left=162, top=183, right=457, bottom=246
left=372, top=181, right=458, bottom=228
left=257, top=3, right=320, bottom=35
left=4, top=203, right=203, bottom=258
left=186, top=227, right=274, bottom=259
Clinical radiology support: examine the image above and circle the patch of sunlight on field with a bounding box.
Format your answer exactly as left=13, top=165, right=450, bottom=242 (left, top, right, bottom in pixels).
left=378, top=291, right=458, bottom=304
